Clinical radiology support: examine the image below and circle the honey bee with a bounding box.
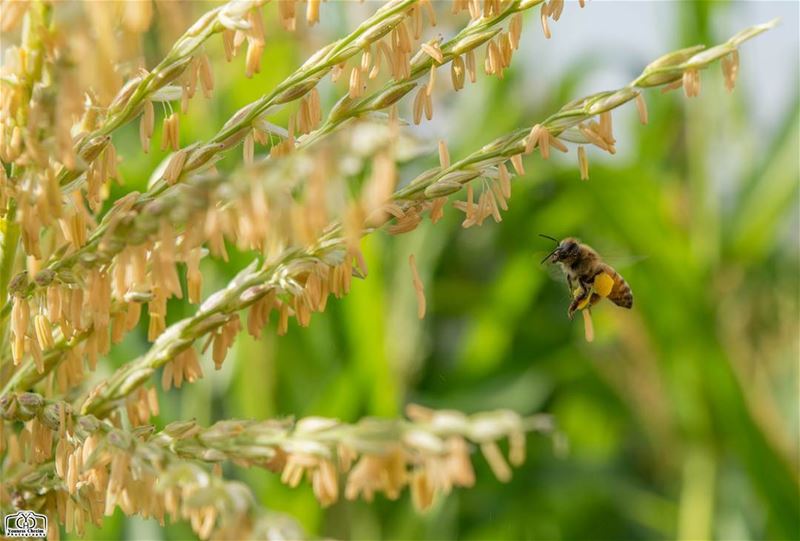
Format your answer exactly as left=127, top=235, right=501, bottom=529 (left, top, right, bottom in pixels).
left=539, top=235, right=634, bottom=319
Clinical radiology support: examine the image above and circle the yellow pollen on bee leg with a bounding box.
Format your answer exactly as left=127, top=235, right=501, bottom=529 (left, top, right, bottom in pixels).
left=594, top=272, right=614, bottom=297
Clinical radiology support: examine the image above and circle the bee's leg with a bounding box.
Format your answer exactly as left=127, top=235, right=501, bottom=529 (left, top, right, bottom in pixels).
left=567, top=302, right=577, bottom=320
left=568, top=278, right=593, bottom=319
left=568, top=287, right=590, bottom=319
left=566, top=276, right=577, bottom=319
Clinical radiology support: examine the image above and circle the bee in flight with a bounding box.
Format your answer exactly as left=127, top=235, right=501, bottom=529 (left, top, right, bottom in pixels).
left=539, top=235, right=634, bottom=320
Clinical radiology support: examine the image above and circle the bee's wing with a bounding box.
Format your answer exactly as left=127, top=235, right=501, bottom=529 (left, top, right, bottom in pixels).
left=602, top=255, right=649, bottom=270
left=542, top=262, right=563, bottom=281
left=541, top=261, right=572, bottom=293
left=533, top=248, right=564, bottom=279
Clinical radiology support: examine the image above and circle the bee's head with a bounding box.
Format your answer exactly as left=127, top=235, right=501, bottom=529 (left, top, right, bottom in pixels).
left=555, top=238, right=581, bottom=263
left=541, top=237, right=581, bottom=264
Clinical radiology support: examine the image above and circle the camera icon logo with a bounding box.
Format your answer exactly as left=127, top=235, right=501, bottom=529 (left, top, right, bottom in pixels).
left=3, top=510, right=48, bottom=538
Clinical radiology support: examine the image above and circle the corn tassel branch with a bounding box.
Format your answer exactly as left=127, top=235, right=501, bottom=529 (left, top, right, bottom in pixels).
left=2, top=390, right=554, bottom=527
left=55, top=0, right=269, bottom=191
left=0, top=393, right=304, bottom=540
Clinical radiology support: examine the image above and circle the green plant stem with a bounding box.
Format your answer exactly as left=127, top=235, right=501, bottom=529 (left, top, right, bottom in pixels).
left=0, top=1, right=51, bottom=339
left=0, top=200, right=20, bottom=355
left=15, top=1, right=51, bottom=126
left=0, top=328, right=92, bottom=394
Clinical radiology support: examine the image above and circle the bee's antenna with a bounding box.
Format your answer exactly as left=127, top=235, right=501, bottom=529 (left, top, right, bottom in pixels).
left=540, top=248, right=559, bottom=264
left=538, top=234, right=560, bottom=264
left=538, top=234, right=559, bottom=244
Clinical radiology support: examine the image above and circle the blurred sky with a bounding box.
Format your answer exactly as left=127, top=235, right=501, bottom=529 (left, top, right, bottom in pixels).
left=384, top=1, right=798, bottom=168
left=523, top=1, right=799, bottom=134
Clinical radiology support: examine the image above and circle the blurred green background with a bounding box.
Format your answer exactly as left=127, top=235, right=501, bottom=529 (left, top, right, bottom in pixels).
left=78, top=1, right=798, bottom=539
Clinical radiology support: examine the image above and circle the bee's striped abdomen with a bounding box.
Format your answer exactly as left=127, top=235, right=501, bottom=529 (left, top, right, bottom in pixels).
left=594, top=265, right=633, bottom=309
left=608, top=272, right=633, bottom=308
